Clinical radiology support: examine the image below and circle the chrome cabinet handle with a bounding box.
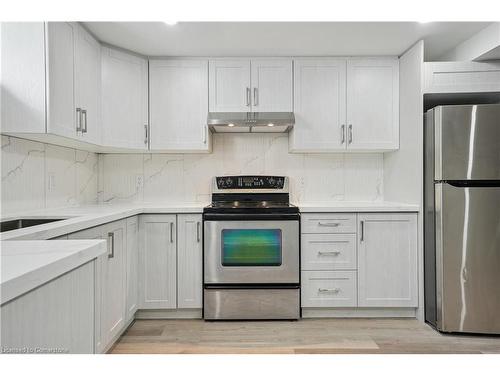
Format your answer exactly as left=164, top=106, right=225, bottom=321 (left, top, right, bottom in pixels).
left=253, top=87, right=258, bottom=106
left=82, top=110, right=88, bottom=133
left=318, top=288, right=340, bottom=293
left=144, top=124, right=148, bottom=145
left=341, top=124, right=345, bottom=144
left=203, top=126, right=207, bottom=144
left=76, top=108, right=82, bottom=132
left=246, top=87, right=251, bottom=106
left=170, top=222, right=174, bottom=243
left=318, top=222, right=340, bottom=227
left=318, top=251, right=341, bottom=256
left=348, top=124, right=353, bottom=144
left=197, top=222, right=200, bottom=242
left=108, top=232, right=115, bottom=259
left=360, top=220, right=364, bottom=242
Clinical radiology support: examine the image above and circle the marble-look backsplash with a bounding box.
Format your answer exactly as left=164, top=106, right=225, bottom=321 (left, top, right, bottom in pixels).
left=98, top=134, right=383, bottom=204
left=1, top=135, right=98, bottom=216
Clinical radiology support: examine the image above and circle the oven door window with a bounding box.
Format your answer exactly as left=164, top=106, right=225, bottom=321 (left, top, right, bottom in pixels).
left=221, top=229, right=282, bottom=266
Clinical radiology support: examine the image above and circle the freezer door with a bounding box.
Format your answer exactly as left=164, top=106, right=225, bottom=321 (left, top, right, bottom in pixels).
left=435, top=183, right=500, bottom=333
left=434, top=104, right=500, bottom=181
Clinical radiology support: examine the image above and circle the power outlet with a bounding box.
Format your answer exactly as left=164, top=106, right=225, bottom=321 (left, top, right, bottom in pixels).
left=135, top=175, right=144, bottom=190
left=48, top=173, right=55, bottom=192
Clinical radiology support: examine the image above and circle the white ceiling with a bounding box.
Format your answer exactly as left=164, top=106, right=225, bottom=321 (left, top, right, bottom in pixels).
left=83, top=22, right=492, bottom=60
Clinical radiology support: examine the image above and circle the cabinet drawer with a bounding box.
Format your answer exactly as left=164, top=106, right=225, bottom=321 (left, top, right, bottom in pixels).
left=302, top=213, right=356, bottom=233
left=302, top=234, right=356, bottom=270
left=301, top=271, right=357, bottom=307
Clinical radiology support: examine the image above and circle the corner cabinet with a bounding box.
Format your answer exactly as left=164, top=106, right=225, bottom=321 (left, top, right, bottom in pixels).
left=290, top=57, right=399, bottom=153
left=1, top=22, right=101, bottom=147
left=209, top=58, right=292, bottom=112
left=149, top=59, right=211, bottom=152
left=357, top=213, right=418, bottom=307
left=101, top=46, right=148, bottom=150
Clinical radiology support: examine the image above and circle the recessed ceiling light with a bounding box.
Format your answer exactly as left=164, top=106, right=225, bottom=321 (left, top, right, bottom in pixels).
left=267, top=123, right=274, bottom=127
left=228, top=123, right=235, bottom=127
left=163, top=21, right=178, bottom=26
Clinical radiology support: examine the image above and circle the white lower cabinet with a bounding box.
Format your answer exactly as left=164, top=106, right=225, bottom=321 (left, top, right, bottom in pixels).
left=0, top=261, right=95, bottom=354
left=139, top=214, right=203, bottom=310
left=68, top=219, right=127, bottom=352
left=177, top=214, right=203, bottom=309
left=357, top=213, right=418, bottom=307
left=139, top=214, right=177, bottom=309
left=301, top=212, right=418, bottom=312
left=301, top=271, right=357, bottom=307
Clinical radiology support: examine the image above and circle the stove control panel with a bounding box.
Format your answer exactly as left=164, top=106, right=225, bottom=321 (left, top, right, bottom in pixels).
left=216, top=176, right=286, bottom=190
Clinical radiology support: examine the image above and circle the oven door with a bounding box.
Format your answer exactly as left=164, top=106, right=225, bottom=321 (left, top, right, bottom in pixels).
left=204, top=219, right=299, bottom=284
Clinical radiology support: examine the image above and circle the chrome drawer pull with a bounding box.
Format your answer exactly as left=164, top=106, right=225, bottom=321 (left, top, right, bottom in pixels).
left=318, top=251, right=341, bottom=256
left=318, top=222, right=340, bottom=227
left=318, top=288, right=340, bottom=293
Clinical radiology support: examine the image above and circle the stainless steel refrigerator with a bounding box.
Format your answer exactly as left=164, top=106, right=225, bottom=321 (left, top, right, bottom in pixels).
left=424, top=104, right=500, bottom=334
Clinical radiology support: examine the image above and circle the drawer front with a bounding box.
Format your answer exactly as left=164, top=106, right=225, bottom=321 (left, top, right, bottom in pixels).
left=302, top=234, right=356, bottom=270
left=301, top=271, right=357, bottom=307
left=302, top=213, right=357, bottom=234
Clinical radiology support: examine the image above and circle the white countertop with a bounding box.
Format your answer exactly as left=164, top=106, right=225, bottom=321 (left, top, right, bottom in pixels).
left=0, top=203, right=207, bottom=241
left=1, top=201, right=419, bottom=241
left=296, top=201, right=420, bottom=213
left=1, top=239, right=106, bottom=304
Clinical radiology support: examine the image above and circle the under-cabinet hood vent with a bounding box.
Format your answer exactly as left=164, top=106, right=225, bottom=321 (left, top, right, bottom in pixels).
left=207, top=112, right=295, bottom=133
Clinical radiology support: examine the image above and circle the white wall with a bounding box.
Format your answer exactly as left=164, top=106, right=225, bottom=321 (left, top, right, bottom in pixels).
left=1, top=135, right=99, bottom=216
left=98, top=133, right=384, bottom=205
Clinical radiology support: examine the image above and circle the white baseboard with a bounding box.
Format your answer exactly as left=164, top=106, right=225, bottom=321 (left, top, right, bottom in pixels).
left=135, top=308, right=202, bottom=319
left=301, top=307, right=417, bottom=318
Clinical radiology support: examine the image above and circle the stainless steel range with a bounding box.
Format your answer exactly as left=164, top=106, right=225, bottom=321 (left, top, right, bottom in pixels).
left=203, top=176, right=300, bottom=320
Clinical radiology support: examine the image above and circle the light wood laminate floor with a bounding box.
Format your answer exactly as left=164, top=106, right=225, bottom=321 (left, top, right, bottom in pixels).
left=110, top=318, right=500, bottom=354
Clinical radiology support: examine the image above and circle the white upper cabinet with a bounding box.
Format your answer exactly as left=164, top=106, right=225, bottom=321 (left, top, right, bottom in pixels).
left=101, top=46, right=148, bottom=150
left=346, top=58, right=399, bottom=151
left=74, top=24, right=102, bottom=144
left=45, top=22, right=77, bottom=138
left=149, top=59, right=210, bottom=152
left=209, top=58, right=293, bottom=113
left=357, top=213, right=418, bottom=307
left=290, top=57, right=399, bottom=153
left=250, top=59, right=293, bottom=112
left=209, top=59, right=251, bottom=112
left=290, top=58, right=347, bottom=152
left=1, top=22, right=102, bottom=147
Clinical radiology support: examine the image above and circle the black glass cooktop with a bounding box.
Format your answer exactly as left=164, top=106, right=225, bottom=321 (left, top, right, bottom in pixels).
left=204, top=201, right=299, bottom=215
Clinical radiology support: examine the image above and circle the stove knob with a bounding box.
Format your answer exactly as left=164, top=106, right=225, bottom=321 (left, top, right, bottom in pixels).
left=225, top=178, right=233, bottom=187
left=268, top=177, right=276, bottom=186
left=277, top=178, right=284, bottom=188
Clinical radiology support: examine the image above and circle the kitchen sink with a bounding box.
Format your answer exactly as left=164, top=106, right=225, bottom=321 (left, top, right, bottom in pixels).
left=0, top=218, right=68, bottom=233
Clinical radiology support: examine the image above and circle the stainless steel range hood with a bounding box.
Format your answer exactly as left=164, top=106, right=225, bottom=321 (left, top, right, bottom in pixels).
left=207, top=112, right=295, bottom=133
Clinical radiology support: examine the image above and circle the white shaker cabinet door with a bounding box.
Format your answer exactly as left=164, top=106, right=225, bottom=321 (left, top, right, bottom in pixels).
left=45, top=22, right=78, bottom=139
left=101, top=47, right=148, bottom=150
left=139, top=215, right=177, bottom=309
left=346, top=58, right=399, bottom=151
left=250, top=58, right=293, bottom=112
left=357, top=213, right=418, bottom=307
left=150, top=59, right=210, bottom=152
left=290, top=58, right=347, bottom=152
left=125, top=216, right=139, bottom=320
left=74, top=24, right=101, bottom=145
left=177, top=214, right=203, bottom=309
left=209, top=59, right=251, bottom=112
left=101, top=220, right=127, bottom=346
